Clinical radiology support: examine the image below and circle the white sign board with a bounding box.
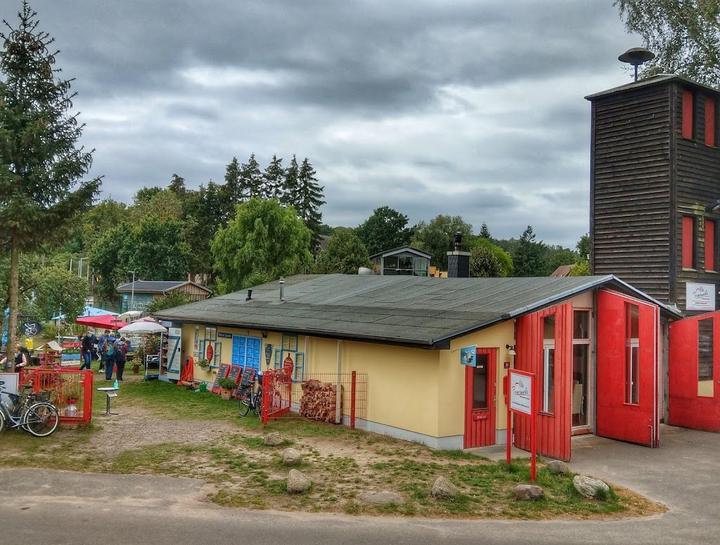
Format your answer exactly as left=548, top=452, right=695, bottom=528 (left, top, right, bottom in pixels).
left=0, top=372, right=19, bottom=405
left=509, top=370, right=532, bottom=415
left=686, top=282, right=716, bottom=311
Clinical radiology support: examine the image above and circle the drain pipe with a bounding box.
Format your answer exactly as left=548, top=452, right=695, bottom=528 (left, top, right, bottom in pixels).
left=335, top=340, right=343, bottom=424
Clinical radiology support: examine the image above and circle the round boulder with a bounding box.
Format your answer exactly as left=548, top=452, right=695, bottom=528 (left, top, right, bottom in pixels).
left=573, top=475, right=610, bottom=499
left=514, top=484, right=544, bottom=501
left=358, top=490, right=403, bottom=505
left=282, top=447, right=303, bottom=466
left=431, top=476, right=459, bottom=499
left=546, top=460, right=570, bottom=475
left=287, top=469, right=311, bottom=494
left=263, top=432, right=284, bottom=446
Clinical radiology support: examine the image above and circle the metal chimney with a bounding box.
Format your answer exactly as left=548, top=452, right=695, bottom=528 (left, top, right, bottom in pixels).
left=279, top=277, right=285, bottom=301
left=447, top=232, right=470, bottom=278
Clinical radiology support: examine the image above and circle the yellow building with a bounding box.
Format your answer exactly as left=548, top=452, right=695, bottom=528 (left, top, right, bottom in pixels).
left=156, top=273, right=675, bottom=455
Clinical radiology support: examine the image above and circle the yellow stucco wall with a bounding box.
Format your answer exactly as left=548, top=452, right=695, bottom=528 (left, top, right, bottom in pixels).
left=439, top=321, right=516, bottom=438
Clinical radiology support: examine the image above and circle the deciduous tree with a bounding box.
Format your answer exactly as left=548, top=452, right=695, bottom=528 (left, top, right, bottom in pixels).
left=411, top=215, right=473, bottom=269
left=356, top=206, right=412, bottom=256
left=315, top=228, right=371, bottom=274
left=470, top=238, right=513, bottom=277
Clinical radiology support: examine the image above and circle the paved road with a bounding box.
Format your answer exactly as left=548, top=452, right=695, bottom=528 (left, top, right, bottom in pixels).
left=1, top=425, right=717, bottom=545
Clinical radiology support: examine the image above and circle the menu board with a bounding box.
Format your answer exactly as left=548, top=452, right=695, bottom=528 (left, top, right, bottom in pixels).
left=227, top=365, right=242, bottom=385
left=211, top=363, right=231, bottom=394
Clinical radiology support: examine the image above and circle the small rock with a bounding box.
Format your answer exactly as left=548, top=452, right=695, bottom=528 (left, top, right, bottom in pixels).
left=282, top=447, right=303, bottom=466
left=263, top=432, right=283, bottom=446
left=358, top=490, right=404, bottom=505
left=573, top=475, right=610, bottom=499
left=286, top=469, right=311, bottom=494
left=546, top=460, right=570, bottom=475
left=431, top=476, right=459, bottom=499
left=514, top=484, right=544, bottom=501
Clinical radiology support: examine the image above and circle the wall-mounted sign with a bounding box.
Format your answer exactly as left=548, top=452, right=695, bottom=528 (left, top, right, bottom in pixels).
left=686, top=282, right=716, bottom=311
left=21, top=321, right=42, bottom=337
left=265, top=343, right=273, bottom=365
left=460, top=345, right=476, bottom=366
left=218, top=332, right=233, bottom=339
left=509, top=370, right=533, bottom=415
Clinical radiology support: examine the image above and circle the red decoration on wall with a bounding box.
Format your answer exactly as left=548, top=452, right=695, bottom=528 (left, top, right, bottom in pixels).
left=206, top=343, right=214, bottom=363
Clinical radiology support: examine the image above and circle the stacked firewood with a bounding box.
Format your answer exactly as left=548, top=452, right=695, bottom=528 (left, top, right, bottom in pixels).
left=300, top=379, right=342, bottom=423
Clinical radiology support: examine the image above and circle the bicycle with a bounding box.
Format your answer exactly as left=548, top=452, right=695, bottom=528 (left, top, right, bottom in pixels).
left=237, top=376, right=263, bottom=417
left=0, top=380, right=60, bottom=437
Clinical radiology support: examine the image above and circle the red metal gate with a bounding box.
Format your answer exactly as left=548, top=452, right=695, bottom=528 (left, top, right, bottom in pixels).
left=261, top=369, right=292, bottom=424
left=514, top=303, right=573, bottom=461
left=669, top=311, right=720, bottom=432
left=18, top=368, right=94, bottom=425
left=596, top=289, right=659, bottom=447
left=464, top=348, right=497, bottom=448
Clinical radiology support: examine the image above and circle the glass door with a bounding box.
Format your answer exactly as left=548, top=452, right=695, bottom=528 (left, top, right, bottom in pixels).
left=572, top=310, right=591, bottom=428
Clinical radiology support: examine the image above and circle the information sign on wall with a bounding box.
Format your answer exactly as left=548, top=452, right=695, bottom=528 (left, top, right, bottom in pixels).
left=686, top=282, right=716, bottom=311
left=460, top=345, right=476, bottom=366
left=509, top=370, right=532, bottom=415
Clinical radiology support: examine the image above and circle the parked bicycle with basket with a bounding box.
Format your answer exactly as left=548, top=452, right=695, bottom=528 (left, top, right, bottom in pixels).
left=0, top=380, right=60, bottom=437
left=237, top=369, right=282, bottom=417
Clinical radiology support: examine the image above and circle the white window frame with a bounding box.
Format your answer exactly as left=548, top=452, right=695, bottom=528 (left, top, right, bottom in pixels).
left=542, top=340, right=555, bottom=414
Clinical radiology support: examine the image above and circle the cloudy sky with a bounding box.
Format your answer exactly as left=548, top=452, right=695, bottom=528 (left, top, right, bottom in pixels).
left=2, top=0, right=640, bottom=247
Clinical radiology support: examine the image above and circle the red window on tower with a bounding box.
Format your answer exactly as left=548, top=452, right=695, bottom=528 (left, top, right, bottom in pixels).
left=682, top=90, right=694, bottom=140
left=706, top=219, right=716, bottom=271
left=706, top=97, right=716, bottom=147
left=682, top=216, right=695, bottom=269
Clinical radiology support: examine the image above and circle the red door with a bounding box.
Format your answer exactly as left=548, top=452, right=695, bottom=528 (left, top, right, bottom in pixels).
left=464, top=348, right=497, bottom=448
left=596, top=289, right=659, bottom=447
left=669, top=312, right=720, bottom=432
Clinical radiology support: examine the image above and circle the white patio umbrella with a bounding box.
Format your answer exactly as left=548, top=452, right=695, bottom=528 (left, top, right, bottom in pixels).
left=117, top=310, right=143, bottom=321
left=118, top=321, right=168, bottom=334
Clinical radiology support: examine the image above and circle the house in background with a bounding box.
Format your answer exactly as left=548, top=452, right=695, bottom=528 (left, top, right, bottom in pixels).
left=370, top=247, right=431, bottom=276
left=117, top=280, right=212, bottom=312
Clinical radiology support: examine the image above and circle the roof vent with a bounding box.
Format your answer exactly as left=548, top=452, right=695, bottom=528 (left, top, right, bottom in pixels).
left=618, top=47, right=655, bottom=82
left=246, top=289, right=252, bottom=301
left=453, top=231, right=463, bottom=252
left=358, top=267, right=373, bottom=275
left=279, top=277, right=285, bottom=302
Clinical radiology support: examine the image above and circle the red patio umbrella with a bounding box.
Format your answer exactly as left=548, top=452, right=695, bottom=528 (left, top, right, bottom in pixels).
left=75, top=314, right=126, bottom=330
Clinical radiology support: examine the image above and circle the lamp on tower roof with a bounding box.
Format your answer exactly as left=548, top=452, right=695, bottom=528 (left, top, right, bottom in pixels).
left=618, top=47, right=655, bottom=82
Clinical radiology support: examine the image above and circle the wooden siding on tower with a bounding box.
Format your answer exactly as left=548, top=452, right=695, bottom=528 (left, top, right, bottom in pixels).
left=672, top=83, right=720, bottom=311
left=590, top=85, right=672, bottom=302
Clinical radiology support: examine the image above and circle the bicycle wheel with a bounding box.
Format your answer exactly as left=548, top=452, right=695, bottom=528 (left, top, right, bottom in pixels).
left=0, top=411, right=6, bottom=434
left=253, top=388, right=263, bottom=416
left=238, top=388, right=252, bottom=417
left=24, top=402, right=59, bottom=437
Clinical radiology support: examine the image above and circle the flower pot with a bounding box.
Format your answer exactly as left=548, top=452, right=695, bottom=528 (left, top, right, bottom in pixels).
left=220, top=388, right=232, bottom=401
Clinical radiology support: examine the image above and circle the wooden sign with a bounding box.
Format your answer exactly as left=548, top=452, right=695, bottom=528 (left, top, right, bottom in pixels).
left=227, top=365, right=242, bottom=384
left=211, top=363, right=231, bottom=394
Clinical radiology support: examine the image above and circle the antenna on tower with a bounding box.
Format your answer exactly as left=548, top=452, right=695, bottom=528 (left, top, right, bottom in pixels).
left=618, top=47, right=655, bottom=82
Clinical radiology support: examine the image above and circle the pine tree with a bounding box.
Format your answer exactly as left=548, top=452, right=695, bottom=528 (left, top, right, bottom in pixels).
left=281, top=155, right=300, bottom=207
left=223, top=157, right=243, bottom=202
left=261, top=154, right=284, bottom=200
left=167, top=174, right=186, bottom=195
left=513, top=226, right=545, bottom=277
left=240, top=154, right=263, bottom=199
left=480, top=223, right=491, bottom=239
left=0, top=2, right=100, bottom=365
left=296, top=158, right=326, bottom=250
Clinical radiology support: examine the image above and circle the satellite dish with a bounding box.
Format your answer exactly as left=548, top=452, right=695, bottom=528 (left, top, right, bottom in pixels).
left=618, top=47, right=656, bottom=82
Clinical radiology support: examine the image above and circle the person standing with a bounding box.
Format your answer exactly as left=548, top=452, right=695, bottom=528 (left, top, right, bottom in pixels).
left=115, top=336, right=130, bottom=381
left=97, top=329, right=111, bottom=373
left=103, top=334, right=117, bottom=381
left=80, top=332, right=93, bottom=371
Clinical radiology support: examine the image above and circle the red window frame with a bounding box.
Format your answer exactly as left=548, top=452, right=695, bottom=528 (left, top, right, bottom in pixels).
left=682, top=89, right=694, bottom=140
left=706, top=219, right=716, bottom=271
left=705, top=97, right=716, bottom=147
left=682, top=216, right=695, bottom=269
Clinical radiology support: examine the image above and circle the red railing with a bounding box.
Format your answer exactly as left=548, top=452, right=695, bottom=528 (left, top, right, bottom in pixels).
left=261, top=369, right=292, bottom=424
left=18, top=368, right=94, bottom=425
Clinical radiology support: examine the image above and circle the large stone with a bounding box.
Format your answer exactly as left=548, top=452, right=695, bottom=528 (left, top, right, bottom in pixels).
left=546, top=460, right=570, bottom=475
left=514, top=484, right=544, bottom=501
left=286, top=469, right=311, bottom=494
left=282, top=447, right=303, bottom=466
left=573, top=475, right=610, bottom=499
left=431, top=476, right=459, bottom=499
left=263, top=432, right=283, bottom=446
left=358, top=490, right=404, bottom=505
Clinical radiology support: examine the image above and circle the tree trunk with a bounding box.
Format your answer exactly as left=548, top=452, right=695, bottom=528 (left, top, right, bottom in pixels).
left=8, top=242, right=19, bottom=373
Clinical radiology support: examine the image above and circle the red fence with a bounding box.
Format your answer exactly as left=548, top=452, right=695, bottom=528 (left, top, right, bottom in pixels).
left=18, top=368, right=94, bottom=425
left=261, top=369, right=292, bottom=424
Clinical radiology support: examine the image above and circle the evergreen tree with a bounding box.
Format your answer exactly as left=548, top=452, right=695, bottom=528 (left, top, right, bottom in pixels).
left=281, top=155, right=300, bottom=206
left=480, top=223, right=491, bottom=239
left=296, top=158, right=326, bottom=250
left=512, top=226, right=546, bottom=277
left=261, top=154, right=284, bottom=200
left=167, top=174, right=186, bottom=196
left=223, top=157, right=243, bottom=202
left=0, top=2, right=100, bottom=363
left=240, top=153, right=263, bottom=199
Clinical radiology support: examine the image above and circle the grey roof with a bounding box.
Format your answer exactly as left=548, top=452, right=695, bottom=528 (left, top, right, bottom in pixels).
left=116, top=280, right=211, bottom=294
left=369, top=246, right=432, bottom=260
left=585, top=74, right=720, bottom=101
left=154, top=274, right=680, bottom=348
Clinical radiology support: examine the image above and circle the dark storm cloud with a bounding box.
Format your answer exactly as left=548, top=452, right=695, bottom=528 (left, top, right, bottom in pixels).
left=0, top=0, right=640, bottom=246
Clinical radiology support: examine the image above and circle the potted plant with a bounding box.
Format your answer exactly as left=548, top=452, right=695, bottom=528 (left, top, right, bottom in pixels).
left=218, top=377, right=236, bottom=400
left=198, top=358, right=211, bottom=370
